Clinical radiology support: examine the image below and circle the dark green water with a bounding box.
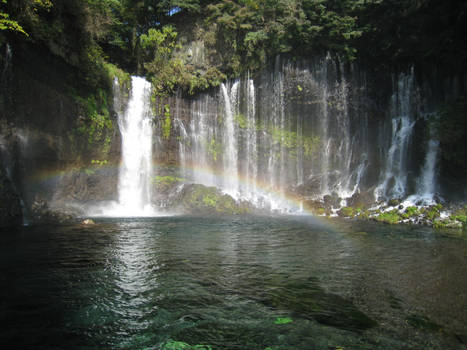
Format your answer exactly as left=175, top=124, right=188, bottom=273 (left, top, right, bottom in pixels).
left=1, top=215, right=466, bottom=350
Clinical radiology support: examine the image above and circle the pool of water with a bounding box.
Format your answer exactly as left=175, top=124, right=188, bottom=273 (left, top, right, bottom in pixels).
left=1, top=215, right=466, bottom=349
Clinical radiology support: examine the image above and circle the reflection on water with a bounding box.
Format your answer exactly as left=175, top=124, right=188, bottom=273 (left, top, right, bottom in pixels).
left=0, top=216, right=466, bottom=349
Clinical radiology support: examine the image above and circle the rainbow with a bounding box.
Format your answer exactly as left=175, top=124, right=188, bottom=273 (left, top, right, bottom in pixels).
left=24, top=160, right=321, bottom=217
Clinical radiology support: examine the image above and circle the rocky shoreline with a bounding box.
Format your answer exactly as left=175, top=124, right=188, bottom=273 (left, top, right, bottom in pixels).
left=1, top=170, right=465, bottom=232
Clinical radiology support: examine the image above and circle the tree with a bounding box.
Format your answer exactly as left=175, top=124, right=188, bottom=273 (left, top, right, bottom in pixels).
left=0, top=0, right=28, bottom=36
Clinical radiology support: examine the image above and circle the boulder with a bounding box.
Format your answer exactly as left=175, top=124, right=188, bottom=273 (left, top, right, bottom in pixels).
left=174, top=183, right=251, bottom=215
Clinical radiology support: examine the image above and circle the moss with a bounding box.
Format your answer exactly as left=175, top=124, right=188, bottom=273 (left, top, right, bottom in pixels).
left=104, top=62, right=131, bottom=89
left=267, top=126, right=320, bottom=159
left=181, top=184, right=250, bottom=214
left=338, top=206, right=360, bottom=218
left=453, top=214, right=467, bottom=227
left=274, top=317, right=293, bottom=325
left=375, top=209, right=401, bottom=224
left=422, top=204, right=442, bottom=221
left=234, top=113, right=248, bottom=129
left=72, top=88, right=114, bottom=158
left=204, top=138, right=222, bottom=162
left=152, top=175, right=184, bottom=189
left=359, top=210, right=371, bottom=220
left=162, top=104, right=171, bottom=140
left=433, top=206, right=467, bottom=230
left=401, top=206, right=420, bottom=219
left=433, top=219, right=463, bottom=230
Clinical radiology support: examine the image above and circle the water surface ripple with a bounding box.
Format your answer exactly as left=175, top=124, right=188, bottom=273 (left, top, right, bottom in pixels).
left=1, top=216, right=466, bottom=349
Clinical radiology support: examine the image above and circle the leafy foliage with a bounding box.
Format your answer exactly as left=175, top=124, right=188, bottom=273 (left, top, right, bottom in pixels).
left=205, top=0, right=367, bottom=75
left=73, top=88, right=114, bottom=157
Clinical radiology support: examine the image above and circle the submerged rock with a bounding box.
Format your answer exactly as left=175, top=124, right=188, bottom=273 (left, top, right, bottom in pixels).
left=258, top=277, right=377, bottom=332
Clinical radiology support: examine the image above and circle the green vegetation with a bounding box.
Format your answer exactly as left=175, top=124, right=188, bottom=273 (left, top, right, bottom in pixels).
left=181, top=184, right=250, bottom=215
left=162, top=104, right=172, bottom=140
left=338, top=206, right=361, bottom=218
left=433, top=205, right=467, bottom=231
left=205, top=0, right=367, bottom=75
left=266, top=126, right=320, bottom=159
left=74, top=88, right=113, bottom=156
left=204, top=138, right=222, bottom=162
left=141, top=25, right=226, bottom=97
left=152, top=175, right=184, bottom=189
left=422, top=204, right=442, bottom=221
left=105, top=62, right=131, bottom=89
left=274, top=317, right=293, bottom=325
left=401, top=206, right=420, bottom=219
left=3, top=0, right=465, bottom=97
left=163, top=340, right=212, bottom=350
left=234, top=113, right=248, bottom=129
left=374, top=209, right=401, bottom=225
left=91, top=159, right=108, bottom=166
left=0, top=0, right=28, bottom=36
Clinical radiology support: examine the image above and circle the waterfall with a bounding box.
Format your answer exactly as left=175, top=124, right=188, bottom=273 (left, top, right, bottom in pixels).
left=104, top=76, right=155, bottom=216
left=2, top=44, right=12, bottom=80
left=191, top=96, right=218, bottom=187
left=221, top=82, right=240, bottom=197
left=244, top=78, right=258, bottom=204
left=414, top=139, right=439, bottom=204
left=374, top=71, right=416, bottom=201
left=167, top=59, right=447, bottom=213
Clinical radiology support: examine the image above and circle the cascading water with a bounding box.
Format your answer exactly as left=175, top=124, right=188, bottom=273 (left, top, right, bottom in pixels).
left=103, top=76, right=155, bottom=216
left=374, top=70, right=417, bottom=201
left=221, top=82, right=240, bottom=197
left=417, top=139, right=439, bottom=202
left=2, top=44, right=12, bottom=80
left=168, top=59, right=446, bottom=213
left=244, top=77, right=258, bottom=204
left=172, top=58, right=371, bottom=212
left=403, top=138, right=440, bottom=206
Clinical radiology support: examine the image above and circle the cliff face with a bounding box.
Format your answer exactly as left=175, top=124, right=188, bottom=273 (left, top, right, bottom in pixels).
left=0, top=41, right=122, bottom=225
left=151, top=56, right=466, bottom=212
left=0, top=37, right=466, bottom=226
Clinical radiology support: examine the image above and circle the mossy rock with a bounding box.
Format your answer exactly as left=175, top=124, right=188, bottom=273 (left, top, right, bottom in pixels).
left=421, top=204, right=443, bottom=221
left=374, top=209, right=401, bottom=224
left=176, top=183, right=251, bottom=215
left=401, top=206, right=420, bottom=219
left=388, top=198, right=401, bottom=207
left=338, top=206, right=362, bottom=218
